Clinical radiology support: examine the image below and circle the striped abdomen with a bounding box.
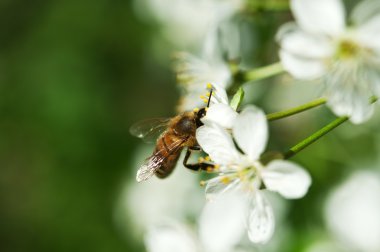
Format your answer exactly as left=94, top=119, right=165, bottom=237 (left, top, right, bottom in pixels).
left=154, top=133, right=184, bottom=178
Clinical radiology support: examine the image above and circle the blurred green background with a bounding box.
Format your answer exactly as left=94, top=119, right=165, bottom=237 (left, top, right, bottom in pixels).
left=1, top=0, right=379, bottom=252
left=0, top=1, right=177, bottom=251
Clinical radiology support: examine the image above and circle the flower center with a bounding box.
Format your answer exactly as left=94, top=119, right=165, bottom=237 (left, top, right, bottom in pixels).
left=238, top=165, right=262, bottom=191
left=336, top=39, right=360, bottom=60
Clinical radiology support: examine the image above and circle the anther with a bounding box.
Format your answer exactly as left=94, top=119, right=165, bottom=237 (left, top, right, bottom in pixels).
left=220, top=176, right=230, bottom=184
left=200, top=181, right=206, bottom=187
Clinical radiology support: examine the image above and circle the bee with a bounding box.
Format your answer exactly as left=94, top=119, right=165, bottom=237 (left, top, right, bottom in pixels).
left=130, top=91, right=214, bottom=182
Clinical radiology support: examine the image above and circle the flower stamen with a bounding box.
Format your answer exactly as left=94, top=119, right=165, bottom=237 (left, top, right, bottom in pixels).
left=220, top=176, right=231, bottom=185
left=336, top=39, right=360, bottom=59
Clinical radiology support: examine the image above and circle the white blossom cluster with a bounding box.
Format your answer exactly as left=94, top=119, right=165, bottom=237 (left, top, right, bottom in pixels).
left=129, top=0, right=380, bottom=251
left=278, top=0, right=380, bottom=123
left=196, top=86, right=311, bottom=244
left=173, top=0, right=380, bottom=122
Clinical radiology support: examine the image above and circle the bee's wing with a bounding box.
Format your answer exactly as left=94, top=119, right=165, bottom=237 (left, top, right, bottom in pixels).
left=130, top=118, right=171, bottom=143
left=136, top=155, right=165, bottom=182
left=136, top=137, right=187, bottom=182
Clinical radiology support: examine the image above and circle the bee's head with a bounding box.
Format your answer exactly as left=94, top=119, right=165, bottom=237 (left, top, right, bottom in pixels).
left=195, top=108, right=206, bottom=127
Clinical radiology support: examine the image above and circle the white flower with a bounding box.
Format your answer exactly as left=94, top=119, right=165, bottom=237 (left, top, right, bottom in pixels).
left=145, top=220, right=250, bottom=252
left=145, top=222, right=199, bottom=252
left=325, top=170, right=380, bottom=252
left=115, top=146, right=203, bottom=237
left=199, top=192, right=248, bottom=251
left=277, top=0, right=380, bottom=123
left=196, top=105, right=312, bottom=244
left=199, top=84, right=240, bottom=128
left=136, top=0, right=244, bottom=113
left=174, top=52, right=232, bottom=112
left=134, top=0, right=244, bottom=49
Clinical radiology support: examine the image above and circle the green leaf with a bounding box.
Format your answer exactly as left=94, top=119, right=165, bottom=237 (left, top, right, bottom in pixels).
left=230, top=87, right=245, bottom=111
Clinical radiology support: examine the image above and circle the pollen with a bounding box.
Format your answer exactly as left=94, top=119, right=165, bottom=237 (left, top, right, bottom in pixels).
left=206, top=83, right=213, bottom=89
left=204, top=156, right=211, bottom=161
left=214, top=164, right=220, bottom=171
left=220, top=176, right=231, bottom=184
left=238, top=170, right=245, bottom=180
left=198, top=157, right=204, bottom=163
left=206, top=166, right=214, bottom=172
left=200, top=180, right=206, bottom=187
left=202, top=98, right=209, bottom=103
left=193, top=107, right=199, bottom=112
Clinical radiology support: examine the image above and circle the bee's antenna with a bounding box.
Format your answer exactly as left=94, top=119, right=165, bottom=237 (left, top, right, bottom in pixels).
left=207, top=88, right=213, bottom=108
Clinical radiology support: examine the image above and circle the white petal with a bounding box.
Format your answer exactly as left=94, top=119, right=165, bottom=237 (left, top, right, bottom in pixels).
left=202, top=103, right=238, bottom=128
left=207, top=60, right=232, bottom=88
left=210, top=83, right=229, bottom=105
left=204, top=176, right=241, bottom=201
left=196, top=123, right=240, bottom=165
left=177, top=92, right=206, bottom=113
left=356, top=15, right=380, bottom=53
left=247, top=192, right=275, bottom=244
left=219, top=19, right=241, bottom=60
left=325, top=62, right=375, bottom=124
left=279, top=49, right=327, bottom=80
left=368, top=67, right=380, bottom=97
left=199, top=192, right=247, bottom=251
left=325, top=171, right=380, bottom=252
left=328, top=95, right=374, bottom=124
left=262, top=160, right=312, bottom=199
left=232, top=105, right=268, bottom=160
left=276, top=23, right=332, bottom=80
left=277, top=23, right=334, bottom=58
left=202, top=18, right=241, bottom=61
left=145, top=222, right=199, bottom=252
left=291, top=0, right=345, bottom=36
left=173, top=52, right=231, bottom=112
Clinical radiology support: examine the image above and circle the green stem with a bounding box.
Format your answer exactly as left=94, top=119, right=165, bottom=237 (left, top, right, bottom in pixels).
left=284, top=116, right=348, bottom=159
left=244, top=62, right=285, bottom=82
left=228, top=62, right=285, bottom=94
left=283, top=96, right=378, bottom=159
left=266, top=98, right=327, bottom=121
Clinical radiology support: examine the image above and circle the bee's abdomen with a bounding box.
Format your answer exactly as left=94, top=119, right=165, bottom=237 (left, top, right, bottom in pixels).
left=154, top=134, right=183, bottom=178
left=155, top=150, right=182, bottom=178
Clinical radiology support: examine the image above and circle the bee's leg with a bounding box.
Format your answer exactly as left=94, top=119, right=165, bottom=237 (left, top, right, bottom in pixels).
left=183, top=148, right=215, bottom=172
left=189, top=145, right=201, bottom=151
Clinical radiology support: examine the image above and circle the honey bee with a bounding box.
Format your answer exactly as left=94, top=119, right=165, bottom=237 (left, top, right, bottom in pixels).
left=130, top=91, right=213, bottom=182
